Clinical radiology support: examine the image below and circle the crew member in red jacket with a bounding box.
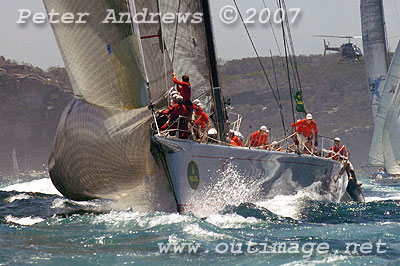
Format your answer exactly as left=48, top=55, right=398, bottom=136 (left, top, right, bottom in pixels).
left=229, top=130, right=243, bottom=147
left=194, top=108, right=210, bottom=142
left=173, top=72, right=191, bottom=104
left=160, top=95, right=189, bottom=138
left=291, top=113, right=318, bottom=152
left=246, top=126, right=269, bottom=149
left=328, top=137, right=348, bottom=161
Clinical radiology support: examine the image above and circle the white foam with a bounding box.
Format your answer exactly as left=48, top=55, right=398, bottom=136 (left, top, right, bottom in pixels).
left=5, top=215, right=45, bottom=226
left=93, top=211, right=192, bottom=229
left=286, top=254, right=349, bottom=266
left=206, top=213, right=261, bottom=229
left=1, top=178, right=62, bottom=196
left=4, top=193, right=31, bottom=203
left=182, top=223, right=225, bottom=239
left=365, top=193, right=400, bottom=203
left=188, top=163, right=262, bottom=217
left=255, top=182, right=327, bottom=219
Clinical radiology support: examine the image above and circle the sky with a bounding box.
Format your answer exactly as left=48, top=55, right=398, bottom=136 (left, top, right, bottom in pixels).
left=0, top=0, right=399, bottom=69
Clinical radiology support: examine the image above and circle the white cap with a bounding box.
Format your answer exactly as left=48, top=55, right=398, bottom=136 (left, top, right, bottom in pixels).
left=208, top=128, right=218, bottom=135
left=175, top=95, right=183, bottom=102
left=260, top=126, right=269, bottom=132
left=334, top=137, right=341, bottom=142
left=229, top=129, right=234, bottom=134
left=193, top=99, right=201, bottom=105
left=306, top=113, right=313, bottom=120
left=271, top=141, right=279, bottom=146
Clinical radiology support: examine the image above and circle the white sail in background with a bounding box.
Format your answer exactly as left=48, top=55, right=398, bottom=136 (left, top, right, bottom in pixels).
left=382, top=44, right=400, bottom=174
left=12, top=148, right=20, bottom=176
left=360, top=0, right=389, bottom=121
left=368, top=42, right=400, bottom=167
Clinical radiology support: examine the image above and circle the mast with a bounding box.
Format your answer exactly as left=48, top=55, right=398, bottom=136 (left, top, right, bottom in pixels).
left=361, top=0, right=389, bottom=121
left=201, top=0, right=227, bottom=141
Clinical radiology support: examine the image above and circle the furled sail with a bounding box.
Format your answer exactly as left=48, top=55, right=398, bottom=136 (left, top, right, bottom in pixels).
left=43, top=0, right=172, bottom=109
left=159, top=0, right=214, bottom=99
left=382, top=41, right=400, bottom=175
left=360, top=0, right=389, bottom=121
left=368, top=42, right=400, bottom=166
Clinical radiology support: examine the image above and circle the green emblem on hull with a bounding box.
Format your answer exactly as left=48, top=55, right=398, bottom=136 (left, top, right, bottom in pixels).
left=187, top=161, right=200, bottom=190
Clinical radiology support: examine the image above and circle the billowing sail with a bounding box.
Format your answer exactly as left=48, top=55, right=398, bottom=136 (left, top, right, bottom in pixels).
left=43, top=0, right=215, bottom=208
left=43, top=0, right=172, bottom=109
left=159, top=0, right=213, bottom=99
left=382, top=42, right=400, bottom=175
left=368, top=42, right=400, bottom=166
left=360, top=0, right=389, bottom=121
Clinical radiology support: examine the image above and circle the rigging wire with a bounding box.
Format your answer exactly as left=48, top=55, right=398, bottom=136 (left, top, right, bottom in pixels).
left=171, top=0, right=182, bottom=67
left=270, top=49, right=287, bottom=136
left=231, top=0, right=282, bottom=112
left=280, top=0, right=303, bottom=91
left=277, top=0, right=297, bottom=128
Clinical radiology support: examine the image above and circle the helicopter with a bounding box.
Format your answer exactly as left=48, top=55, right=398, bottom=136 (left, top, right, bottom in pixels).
left=313, top=35, right=363, bottom=63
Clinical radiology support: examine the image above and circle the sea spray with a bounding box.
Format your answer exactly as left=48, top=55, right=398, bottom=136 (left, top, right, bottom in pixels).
left=187, top=162, right=262, bottom=216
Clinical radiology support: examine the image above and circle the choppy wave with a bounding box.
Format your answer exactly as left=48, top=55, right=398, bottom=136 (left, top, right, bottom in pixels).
left=1, top=178, right=62, bottom=196
left=1, top=174, right=400, bottom=265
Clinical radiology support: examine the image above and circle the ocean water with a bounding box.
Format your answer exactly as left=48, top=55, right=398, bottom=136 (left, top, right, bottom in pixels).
left=1, top=172, right=400, bottom=265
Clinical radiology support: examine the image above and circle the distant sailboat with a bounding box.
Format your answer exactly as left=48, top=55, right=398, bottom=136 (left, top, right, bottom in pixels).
left=361, top=0, right=400, bottom=185
left=361, top=0, right=390, bottom=168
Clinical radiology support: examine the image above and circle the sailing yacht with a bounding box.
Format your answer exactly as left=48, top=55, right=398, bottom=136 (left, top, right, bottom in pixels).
left=372, top=42, right=400, bottom=186
left=361, top=0, right=400, bottom=185
left=43, top=0, right=361, bottom=213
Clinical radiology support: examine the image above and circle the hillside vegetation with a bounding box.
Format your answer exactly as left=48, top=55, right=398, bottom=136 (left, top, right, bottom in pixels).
left=0, top=53, right=372, bottom=174
left=220, top=54, right=373, bottom=168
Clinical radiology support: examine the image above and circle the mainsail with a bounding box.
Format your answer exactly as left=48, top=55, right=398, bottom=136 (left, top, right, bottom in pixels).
left=159, top=1, right=214, bottom=99
left=360, top=0, right=389, bottom=121
left=382, top=41, right=400, bottom=175
left=368, top=42, right=400, bottom=167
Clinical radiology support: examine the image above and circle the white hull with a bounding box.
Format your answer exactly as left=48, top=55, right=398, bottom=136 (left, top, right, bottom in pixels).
left=154, top=136, right=348, bottom=214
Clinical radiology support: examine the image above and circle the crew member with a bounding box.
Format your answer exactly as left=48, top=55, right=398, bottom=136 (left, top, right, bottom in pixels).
left=271, top=141, right=284, bottom=151
left=329, top=137, right=362, bottom=187
left=246, top=126, right=269, bottom=149
left=229, top=130, right=243, bottom=147
left=328, top=137, right=347, bottom=161
left=291, top=113, right=318, bottom=152
left=194, top=108, right=210, bottom=142
left=160, top=95, right=189, bottom=138
left=173, top=72, right=191, bottom=105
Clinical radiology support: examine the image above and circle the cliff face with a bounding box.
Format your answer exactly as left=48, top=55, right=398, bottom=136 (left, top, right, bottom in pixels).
left=0, top=56, right=72, bottom=176
left=0, top=53, right=373, bottom=175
